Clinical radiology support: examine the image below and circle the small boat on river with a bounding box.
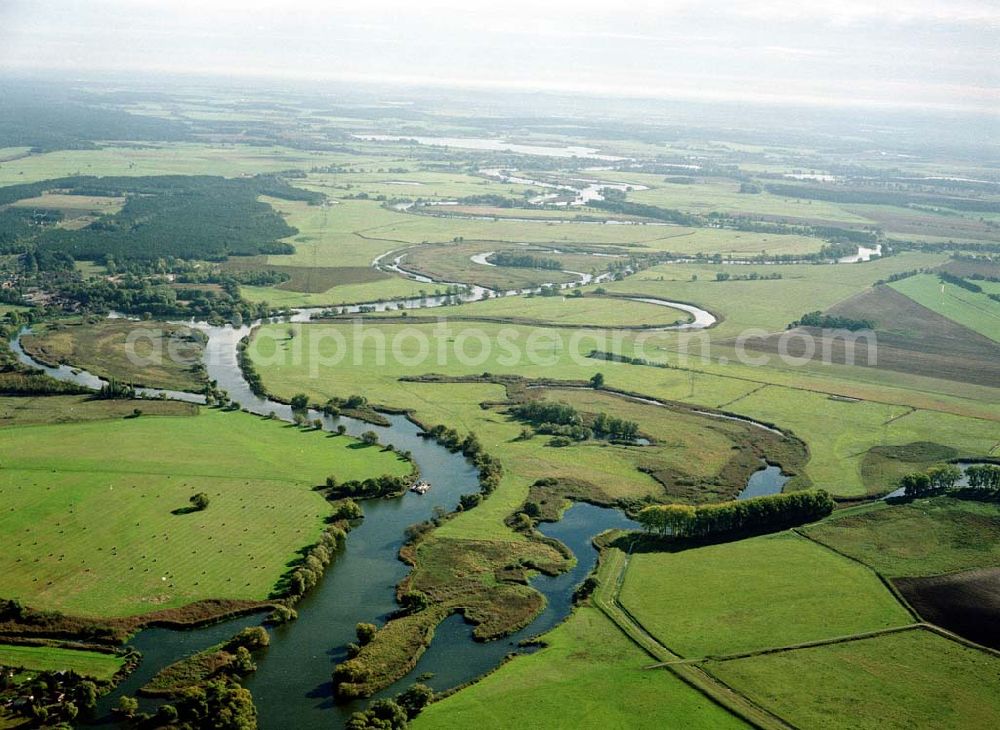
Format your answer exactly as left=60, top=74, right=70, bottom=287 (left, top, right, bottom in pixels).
left=410, top=481, right=432, bottom=495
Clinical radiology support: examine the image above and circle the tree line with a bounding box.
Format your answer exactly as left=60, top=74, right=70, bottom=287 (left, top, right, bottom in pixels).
left=636, top=490, right=835, bottom=539
left=899, top=463, right=999, bottom=498
left=788, top=311, right=875, bottom=331
left=489, top=251, right=562, bottom=270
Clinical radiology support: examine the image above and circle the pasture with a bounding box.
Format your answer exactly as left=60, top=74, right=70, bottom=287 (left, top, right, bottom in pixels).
left=250, top=317, right=999, bottom=498
left=412, top=606, right=748, bottom=730
left=706, top=628, right=1000, bottom=730
left=890, top=274, right=1000, bottom=342
left=366, top=293, right=692, bottom=327
left=21, top=319, right=207, bottom=392
left=802, top=498, right=1000, bottom=577
left=618, top=532, right=913, bottom=657
left=0, top=407, right=409, bottom=617
left=0, top=644, right=125, bottom=681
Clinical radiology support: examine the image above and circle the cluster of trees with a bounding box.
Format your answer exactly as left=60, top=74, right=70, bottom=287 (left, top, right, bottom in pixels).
left=421, top=424, right=501, bottom=499
left=587, top=349, right=670, bottom=370
left=938, top=271, right=983, bottom=293
left=0, top=669, right=102, bottom=726
left=636, top=490, right=835, bottom=539
left=490, top=251, right=562, bottom=270
left=96, top=377, right=137, bottom=400
left=875, top=269, right=923, bottom=285
left=590, top=199, right=701, bottom=226
left=346, top=683, right=434, bottom=729
left=279, top=526, right=347, bottom=600
left=30, top=175, right=321, bottom=262
left=788, top=311, right=875, bottom=331
left=330, top=474, right=411, bottom=500
left=56, top=273, right=270, bottom=323
left=714, top=271, right=783, bottom=281
left=764, top=182, right=1000, bottom=215
left=899, top=463, right=999, bottom=497
left=509, top=401, right=640, bottom=442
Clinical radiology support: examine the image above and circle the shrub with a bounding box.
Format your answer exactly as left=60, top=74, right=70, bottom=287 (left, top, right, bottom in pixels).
left=356, top=622, right=378, bottom=646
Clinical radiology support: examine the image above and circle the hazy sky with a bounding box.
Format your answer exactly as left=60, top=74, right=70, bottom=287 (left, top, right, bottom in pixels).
left=2, top=0, right=998, bottom=112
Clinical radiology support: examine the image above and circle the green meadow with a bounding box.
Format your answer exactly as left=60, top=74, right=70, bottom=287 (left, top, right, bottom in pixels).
left=890, top=274, right=1000, bottom=342
left=619, top=532, right=913, bottom=657
left=413, top=607, right=748, bottom=730
left=802, top=498, right=1000, bottom=577
left=0, top=644, right=125, bottom=681
left=0, top=407, right=409, bottom=617
left=706, top=628, right=1000, bottom=730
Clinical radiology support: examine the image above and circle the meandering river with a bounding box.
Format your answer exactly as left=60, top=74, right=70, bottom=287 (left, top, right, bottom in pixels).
left=8, top=262, right=728, bottom=727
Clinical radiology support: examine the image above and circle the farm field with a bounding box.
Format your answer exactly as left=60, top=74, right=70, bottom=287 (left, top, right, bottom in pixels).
left=2, top=74, right=999, bottom=730
left=606, top=252, right=947, bottom=338
left=890, top=274, right=1000, bottom=342
left=0, top=144, right=375, bottom=185
left=0, top=644, right=125, bottom=681
left=412, top=606, right=748, bottom=730
left=0, top=395, right=197, bottom=426
left=250, top=317, right=999, bottom=498
left=0, top=407, right=409, bottom=617
left=623, top=175, right=873, bottom=223
left=21, top=319, right=207, bottom=392
left=801, top=498, right=1000, bottom=577
left=9, top=192, right=125, bottom=230
left=250, top=325, right=809, bottom=501
left=366, top=293, right=692, bottom=327
left=705, top=628, right=1000, bottom=730
left=619, top=532, right=913, bottom=657
left=398, top=241, right=583, bottom=290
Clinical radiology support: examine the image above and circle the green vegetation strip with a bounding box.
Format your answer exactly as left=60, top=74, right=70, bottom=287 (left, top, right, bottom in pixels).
left=618, top=532, right=914, bottom=658
left=0, top=407, right=409, bottom=617
left=0, top=643, right=124, bottom=681
left=591, top=547, right=791, bottom=730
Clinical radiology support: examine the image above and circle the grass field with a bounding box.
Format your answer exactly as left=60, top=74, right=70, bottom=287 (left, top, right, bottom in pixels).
left=399, top=242, right=592, bottom=290
left=367, top=292, right=691, bottom=327
left=250, top=324, right=808, bottom=503
left=250, top=315, right=999, bottom=499
left=802, top=498, right=1000, bottom=577
left=890, top=274, right=1000, bottom=342
left=706, top=628, right=1000, bottom=730
left=413, top=606, right=748, bottom=730
left=0, top=407, right=409, bottom=617
left=9, top=192, right=125, bottom=230
left=0, top=144, right=381, bottom=185
left=0, top=395, right=197, bottom=426
left=21, top=319, right=207, bottom=392
left=0, top=644, right=125, bottom=681
left=619, top=532, right=913, bottom=657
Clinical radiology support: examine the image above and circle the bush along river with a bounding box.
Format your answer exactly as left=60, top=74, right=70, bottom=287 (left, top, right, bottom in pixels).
left=11, top=319, right=641, bottom=729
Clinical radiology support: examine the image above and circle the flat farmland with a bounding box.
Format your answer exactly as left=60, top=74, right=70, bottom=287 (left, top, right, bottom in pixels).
left=890, top=274, right=1000, bottom=342
left=413, top=607, right=748, bottom=730
left=619, top=532, right=912, bottom=658
left=0, top=644, right=125, bottom=681
left=366, top=292, right=691, bottom=327
left=0, top=407, right=409, bottom=617
left=706, top=628, right=1000, bottom=730
left=21, top=319, right=207, bottom=392
left=802, top=498, right=1000, bottom=578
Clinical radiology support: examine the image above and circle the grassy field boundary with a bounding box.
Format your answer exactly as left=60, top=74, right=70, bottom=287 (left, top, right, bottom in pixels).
left=592, top=546, right=794, bottom=730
